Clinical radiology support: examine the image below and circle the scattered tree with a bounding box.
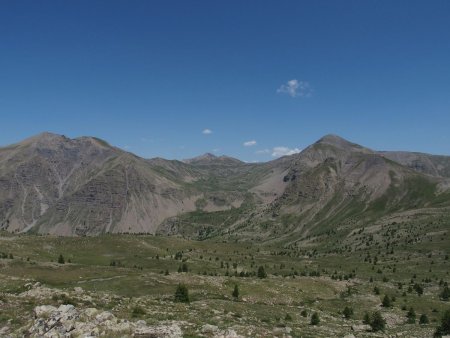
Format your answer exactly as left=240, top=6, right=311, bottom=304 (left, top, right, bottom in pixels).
left=414, top=283, right=424, bottom=296
left=420, top=313, right=429, bottom=325
left=407, top=307, right=416, bottom=324
left=232, top=284, right=239, bottom=299
left=310, top=312, right=320, bottom=325
left=174, top=284, right=190, bottom=303
left=58, top=254, right=65, bottom=264
left=370, top=311, right=386, bottom=332
left=181, top=263, right=188, bottom=272
left=441, top=286, right=450, bottom=301
left=382, top=295, right=392, bottom=308
left=257, top=266, right=267, bottom=279
left=435, top=309, right=450, bottom=337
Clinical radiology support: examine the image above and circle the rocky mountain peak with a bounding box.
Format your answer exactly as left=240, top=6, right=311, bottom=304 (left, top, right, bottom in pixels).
left=315, top=134, right=371, bottom=153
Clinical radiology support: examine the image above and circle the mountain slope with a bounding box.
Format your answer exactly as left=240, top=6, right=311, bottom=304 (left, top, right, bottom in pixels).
left=380, top=151, right=450, bottom=178
left=0, top=133, right=202, bottom=235
left=221, top=135, right=450, bottom=242
left=0, top=132, right=449, bottom=239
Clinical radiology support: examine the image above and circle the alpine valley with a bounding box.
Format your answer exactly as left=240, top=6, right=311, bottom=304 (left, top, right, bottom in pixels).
left=1, top=133, right=450, bottom=338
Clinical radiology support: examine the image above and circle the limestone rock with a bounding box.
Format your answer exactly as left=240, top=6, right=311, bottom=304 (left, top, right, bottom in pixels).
left=134, top=323, right=183, bottom=338
left=351, top=324, right=371, bottom=332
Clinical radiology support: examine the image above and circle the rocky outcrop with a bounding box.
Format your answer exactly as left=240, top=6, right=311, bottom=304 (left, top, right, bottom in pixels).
left=28, top=304, right=183, bottom=338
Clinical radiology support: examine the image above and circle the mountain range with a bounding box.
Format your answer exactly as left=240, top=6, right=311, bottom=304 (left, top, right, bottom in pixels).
left=1, top=132, right=449, bottom=240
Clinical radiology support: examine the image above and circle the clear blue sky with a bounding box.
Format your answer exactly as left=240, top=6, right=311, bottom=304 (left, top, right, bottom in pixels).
left=1, top=1, right=449, bottom=161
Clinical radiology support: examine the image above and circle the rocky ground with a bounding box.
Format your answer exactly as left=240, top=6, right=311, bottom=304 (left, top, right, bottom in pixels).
left=0, top=283, right=252, bottom=338
left=1, top=281, right=439, bottom=338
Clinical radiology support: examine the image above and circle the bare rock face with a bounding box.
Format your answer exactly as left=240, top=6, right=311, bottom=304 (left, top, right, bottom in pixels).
left=0, top=133, right=201, bottom=235
left=1, top=132, right=450, bottom=238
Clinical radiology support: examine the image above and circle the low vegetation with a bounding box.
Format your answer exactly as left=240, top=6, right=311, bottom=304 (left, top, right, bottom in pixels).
left=0, top=223, right=449, bottom=337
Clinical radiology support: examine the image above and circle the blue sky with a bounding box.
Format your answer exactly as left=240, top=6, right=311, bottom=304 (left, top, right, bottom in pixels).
left=1, top=1, right=449, bottom=161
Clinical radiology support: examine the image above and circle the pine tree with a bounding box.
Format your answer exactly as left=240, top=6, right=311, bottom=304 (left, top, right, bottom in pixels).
left=435, top=310, right=450, bottom=337
left=370, top=311, right=386, bottom=332
left=257, top=266, right=267, bottom=279
left=382, top=295, right=392, bottom=307
left=407, top=307, right=416, bottom=324
left=174, top=284, right=190, bottom=303
left=58, top=254, right=65, bottom=264
left=181, top=263, right=188, bottom=272
left=232, top=284, right=239, bottom=299
left=441, top=286, right=450, bottom=301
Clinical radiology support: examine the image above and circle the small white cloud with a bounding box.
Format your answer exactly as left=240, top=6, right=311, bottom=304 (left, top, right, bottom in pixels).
left=255, top=149, right=270, bottom=154
left=271, top=146, right=301, bottom=157
left=123, top=145, right=131, bottom=150
left=202, top=128, right=213, bottom=135
left=243, top=140, right=257, bottom=147
left=212, top=148, right=220, bottom=153
left=277, top=79, right=312, bottom=98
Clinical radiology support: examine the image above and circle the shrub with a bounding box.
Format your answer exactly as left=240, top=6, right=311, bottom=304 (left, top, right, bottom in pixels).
left=310, top=312, right=320, bottom=325
left=343, top=306, right=354, bottom=319
left=58, top=254, right=65, bottom=264
left=132, top=306, right=146, bottom=317
left=420, top=313, right=429, bottom=325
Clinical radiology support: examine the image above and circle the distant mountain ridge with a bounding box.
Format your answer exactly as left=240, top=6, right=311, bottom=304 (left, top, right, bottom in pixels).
left=183, top=153, right=244, bottom=166
left=1, top=132, right=449, bottom=239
